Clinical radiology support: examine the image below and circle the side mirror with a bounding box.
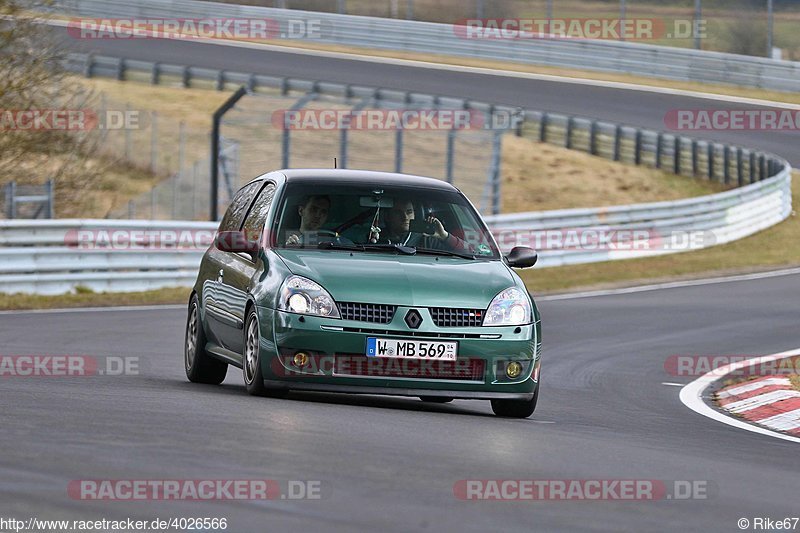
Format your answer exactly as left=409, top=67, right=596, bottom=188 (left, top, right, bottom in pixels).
left=216, top=231, right=260, bottom=256
left=504, top=246, right=538, bottom=268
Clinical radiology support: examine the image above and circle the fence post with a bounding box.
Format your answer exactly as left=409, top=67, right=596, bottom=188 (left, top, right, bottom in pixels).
left=172, top=173, right=179, bottom=219
left=723, top=146, right=731, bottom=184
left=99, top=92, right=109, bottom=143
left=673, top=136, right=681, bottom=175
left=84, top=54, right=94, bottom=78
left=6, top=182, right=16, bottom=219
left=182, top=66, right=191, bottom=88
left=178, top=121, right=186, bottom=180
left=117, top=57, right=126, bottom=81
left=124, top=103, right=132, bottom=160
left=707, top=143, right=714, bottom=180
left=446, top=127, right=457, bottom=183
left=691, top=140, right=698, bottom=176
left=634, top=129, right=642, bottom=165
left=565, top=116, right=573, bottom=149
left=589, top=120, right=598, bottom=155
left=192, top=161, right=199, bottom=220
left=539, top=113, right=548, bottom=142
left=46, top=179, right=54, bottom=219
left=394, top=127, right=404, bottom=173
left=655, top=133, right=662, bottom=169
left=211, top=86, right=248, bottom=221
left=613, top=125, right=622, bottom=161
left=489, top=130, right=503, bottom=216
left=150, top=111, right=158, bottom=174
left=151, top=62, right=160, bottom=85
left=282, top=125, right=291, bottom=170
left=759, top=154, right=766, bottom=181
left=736, top=148, right=744, bottom=186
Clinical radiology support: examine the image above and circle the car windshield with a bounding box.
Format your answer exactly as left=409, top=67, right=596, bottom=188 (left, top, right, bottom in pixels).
left=273, top=181, right=500, bottom=259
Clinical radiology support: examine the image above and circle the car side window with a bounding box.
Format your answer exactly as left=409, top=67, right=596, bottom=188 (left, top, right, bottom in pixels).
left=242, top=183, right=276, bottom=241
left=219, top=182, right=261, bottom=232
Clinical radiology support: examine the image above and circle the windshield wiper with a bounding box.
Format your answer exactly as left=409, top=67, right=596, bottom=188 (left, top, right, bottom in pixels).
left=317, top=242, right=416, bottom=255
left=361, top=243, right=417, bottom=255
left=317, top=242, right=365, bottom=252
left=415, top=247, right=476, bottom=260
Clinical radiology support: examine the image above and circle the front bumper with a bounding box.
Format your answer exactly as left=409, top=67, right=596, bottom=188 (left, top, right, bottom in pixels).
left=257, top=306, right=541, bottom=399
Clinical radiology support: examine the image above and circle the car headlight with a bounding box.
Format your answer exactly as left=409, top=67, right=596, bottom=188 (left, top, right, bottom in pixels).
left=279, top=275, right=341, bottom=318
left=483, top=287, right=531, bottom=326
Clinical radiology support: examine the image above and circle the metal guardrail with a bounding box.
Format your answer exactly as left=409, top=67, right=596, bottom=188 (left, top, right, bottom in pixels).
left=3, top=11, right=793, bottom=293
left=0, top=162, right=791, bottom=293
left=0, top=220, right=216, bottom=294
left=52, top=0, right=800, bottom=92
left=486, top=166, right=792, bottom=267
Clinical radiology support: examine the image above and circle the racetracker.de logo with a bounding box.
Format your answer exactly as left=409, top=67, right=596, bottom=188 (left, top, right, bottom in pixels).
left=453, top=18, right=705, bottom=41
left=67, top=17, right=327, bottom=41
left=0, top=355, right=139, bottom=377
left=453, top=479, right=712, bottom=501
left=68, top=479, right=325, bottom=500
left=664, top=354, right=800, bottom=377
left=664, top=109, right=800, bottom=131
left=0, top=109, right=142, bottom=131
left=271, top=109, right=492, bottom=131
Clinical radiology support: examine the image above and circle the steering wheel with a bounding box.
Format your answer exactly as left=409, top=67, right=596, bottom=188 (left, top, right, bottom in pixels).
left=316, top=229, right=355, bottom=246
left=333, top=210, right=373, bottom=234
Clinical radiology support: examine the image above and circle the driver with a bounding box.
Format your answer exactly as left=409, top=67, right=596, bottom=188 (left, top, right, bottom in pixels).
left=285, top=195, right=331, bottom=246
left=381, top=198, right=471, bottom=252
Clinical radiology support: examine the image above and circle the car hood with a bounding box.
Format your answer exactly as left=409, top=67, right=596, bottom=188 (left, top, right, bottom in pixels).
left=275, top=249, right=516, bottom=308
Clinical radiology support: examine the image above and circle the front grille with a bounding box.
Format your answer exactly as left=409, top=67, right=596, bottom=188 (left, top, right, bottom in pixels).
left=429, top=307, right=484, bottom=328
left=333, top=354, right=485, bottom=382
left=338, top=302, right=397, bottom=324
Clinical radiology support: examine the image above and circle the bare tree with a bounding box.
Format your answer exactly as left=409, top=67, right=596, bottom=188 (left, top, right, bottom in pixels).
left=0, top=0, right=106, bottom=216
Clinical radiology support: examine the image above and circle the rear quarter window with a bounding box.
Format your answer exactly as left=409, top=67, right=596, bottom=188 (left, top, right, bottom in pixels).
left=219, top=181, right=261, bottom=232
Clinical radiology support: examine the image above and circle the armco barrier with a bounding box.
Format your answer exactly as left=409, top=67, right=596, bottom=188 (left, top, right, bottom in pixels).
left=50, top=0, right=800, bottom=92
left=0, top=164, right=791, bottom=294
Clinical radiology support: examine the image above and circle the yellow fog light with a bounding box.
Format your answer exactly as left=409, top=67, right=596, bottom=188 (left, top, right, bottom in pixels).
left=506, top=361, right=522, bottom=379
left=293, top=352, right=309, bottom=367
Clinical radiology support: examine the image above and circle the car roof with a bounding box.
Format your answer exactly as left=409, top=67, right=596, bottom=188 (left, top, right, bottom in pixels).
left=274, top=169, right=459, bottom=191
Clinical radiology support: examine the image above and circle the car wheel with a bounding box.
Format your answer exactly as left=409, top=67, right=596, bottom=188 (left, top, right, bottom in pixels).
left=185, top=295, right=227, bottom=384
left=490, top=384, right=539, bottom=419
left=419, top=396, right=454, bottom=403
left=243, top=307, right=287, bottom=398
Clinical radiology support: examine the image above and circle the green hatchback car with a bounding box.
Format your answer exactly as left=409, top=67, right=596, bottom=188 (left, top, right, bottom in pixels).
left=184, top=169, right=542, bottom=417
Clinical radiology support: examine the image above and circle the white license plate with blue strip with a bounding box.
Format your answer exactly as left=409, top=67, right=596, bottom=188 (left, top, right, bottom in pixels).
left=366, top=337, right=457, bottom=361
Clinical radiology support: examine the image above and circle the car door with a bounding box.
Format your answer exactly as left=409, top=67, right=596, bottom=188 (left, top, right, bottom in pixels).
left=213, top=182, right=277, bottom=355
left=204, top=180, right=262, bottom=348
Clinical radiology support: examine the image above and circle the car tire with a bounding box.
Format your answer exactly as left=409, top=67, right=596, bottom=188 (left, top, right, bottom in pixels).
left=419, top=396, right=454, bottom=403
left=490, top=384, right=539, bottom=419
left=185, top=294, right=228, bottom=385
left=243, top=307, right=288, bottom=398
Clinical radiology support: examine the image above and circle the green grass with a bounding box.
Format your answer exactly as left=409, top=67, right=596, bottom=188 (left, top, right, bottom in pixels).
left=0, top=287, right=190, bottom=310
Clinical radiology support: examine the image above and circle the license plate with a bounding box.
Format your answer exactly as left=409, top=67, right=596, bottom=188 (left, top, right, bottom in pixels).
left=366, top=338, right=457, bottom=361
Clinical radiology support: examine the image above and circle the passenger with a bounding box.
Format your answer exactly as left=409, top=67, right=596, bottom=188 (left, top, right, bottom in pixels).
left=382, top=198, right=471, bottom=252
left=285, top=195, right=331, bottom=246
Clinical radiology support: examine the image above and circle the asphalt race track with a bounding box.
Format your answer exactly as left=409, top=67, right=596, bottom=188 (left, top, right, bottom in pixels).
left=1, top=27, right=796, bottom=533
left=1, top=273, right=798, bottom=531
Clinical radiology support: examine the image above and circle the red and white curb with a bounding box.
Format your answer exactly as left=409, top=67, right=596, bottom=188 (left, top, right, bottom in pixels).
left=716, top=377, right=800, bottom=436
left=680, top=348, right=800, bottom=444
